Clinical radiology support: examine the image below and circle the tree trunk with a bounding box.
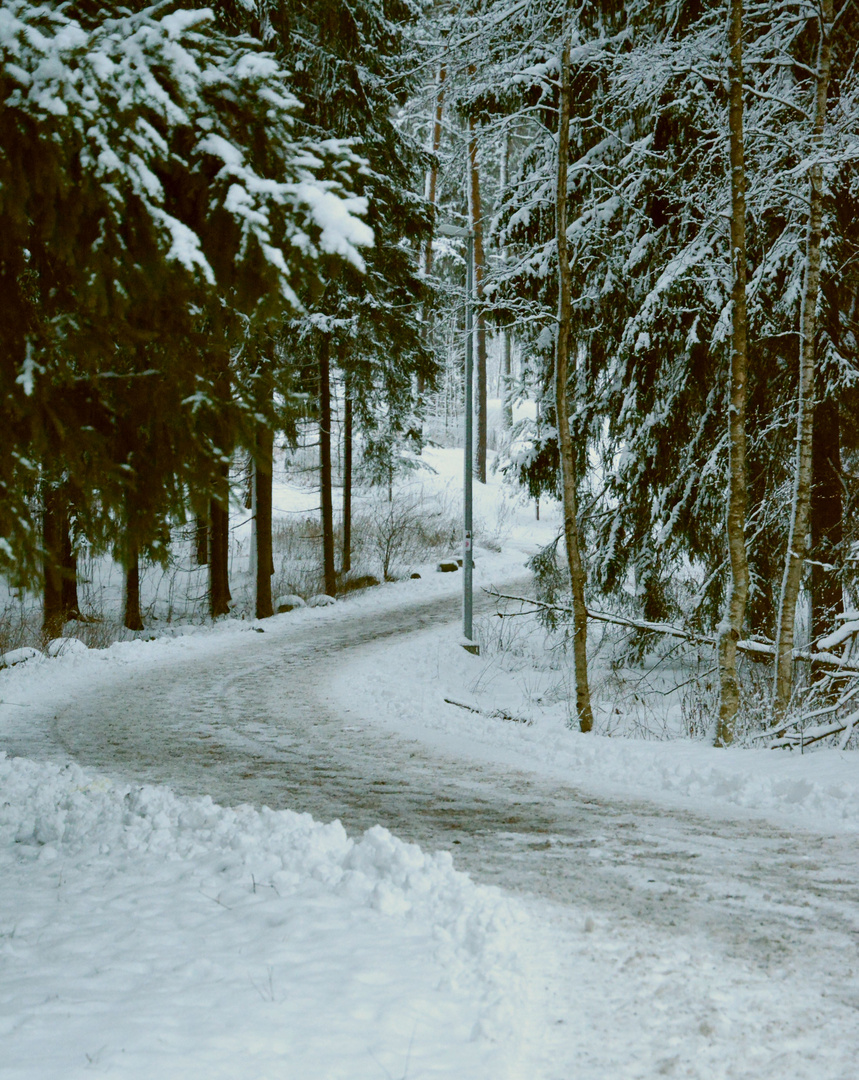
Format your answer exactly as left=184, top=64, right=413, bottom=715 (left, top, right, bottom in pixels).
left=42, top=486, right=65, bottom=639
left=503, top=332, right=513, bottom=429
left=419, top=64, right=447, bottom=402
left=209, top=466, right=231, bottom=618
left=424, top=65, right=446, bottom=246
left=716, top=0, right=751, bottom=746
left=243, top=455, right=254, bottom=510
left=195, top=516, right=209, bottom=566
left=773, top=0, right=833, bottom=718
left=58, top=501, right=79, bottom=620
left=468, top=108, right=488, bottom=484
left=500, top=133, right=514, bottom=430
left=42, top=482, right=79, bottom=638
left=555, top=38, right=594, bottom=734
left=342, top=389, right=353, bottom=575
left=255, top=423, right=274, bottom=620
left=124, top=543, right=144, bottom=632
left=319, top=334, right=337, bottom=596
left=810, top=395, right=842, bottom=642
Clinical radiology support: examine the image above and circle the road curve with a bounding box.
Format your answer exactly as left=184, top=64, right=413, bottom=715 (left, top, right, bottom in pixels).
left=38, top=583, right=859, bottom=998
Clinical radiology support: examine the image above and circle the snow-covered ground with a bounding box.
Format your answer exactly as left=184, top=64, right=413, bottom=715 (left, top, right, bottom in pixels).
left=0, top=445, right=545, bottom=1079
left=0, top=754, right=529, bottom=1080
left=332, top=614, right=859, bottom=837
left=3, top=440, right=859, bottom=1077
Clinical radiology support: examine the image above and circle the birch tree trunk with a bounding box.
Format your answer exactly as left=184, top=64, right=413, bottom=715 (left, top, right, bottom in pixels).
left=468, top=107, right=488, bottom=484
left=500, top=133, right=514, bottom=430
left=502, top=333, right=513, bottom=428
left=319, top=334, right=337, bottom=597
left=423, top=65, right=446, bottom=280
left=716, top=0, right=751, bottom=746
left=555, top=38, right=594, bottom=734
left=773, top=0, right=833, bottom=719
left=418, top=64, right=446, bottom=402
left=810, top=395, right=842, bottom=642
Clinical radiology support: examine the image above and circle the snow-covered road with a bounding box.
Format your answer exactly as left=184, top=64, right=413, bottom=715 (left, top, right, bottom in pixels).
left=15, top=586, right=858, bottom=1077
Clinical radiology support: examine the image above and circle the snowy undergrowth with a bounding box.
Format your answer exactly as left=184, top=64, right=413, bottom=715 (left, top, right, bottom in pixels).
left=331, top=616, right=859, bottom=837
left=0, top=753, right=530, bottom=1080
left=473, top=609, right=717, bottom=742
left=0, top=445, right=514, bottom=654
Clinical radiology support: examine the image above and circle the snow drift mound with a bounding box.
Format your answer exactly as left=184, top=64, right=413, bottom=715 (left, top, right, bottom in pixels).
left=0, top=753, right=530, bottom=1079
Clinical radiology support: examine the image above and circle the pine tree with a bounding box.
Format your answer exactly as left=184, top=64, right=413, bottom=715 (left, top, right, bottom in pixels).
left=260, top=0, right=433, bottom=576
left=489, top=0, right=858, bottom=664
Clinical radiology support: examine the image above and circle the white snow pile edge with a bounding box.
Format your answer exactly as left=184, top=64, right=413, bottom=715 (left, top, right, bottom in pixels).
left=0, top=753, right=529, bottom=1076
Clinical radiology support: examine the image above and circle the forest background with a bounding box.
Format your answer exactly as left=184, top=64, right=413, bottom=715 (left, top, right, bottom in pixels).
left=2, top=0, right=858, bottom=749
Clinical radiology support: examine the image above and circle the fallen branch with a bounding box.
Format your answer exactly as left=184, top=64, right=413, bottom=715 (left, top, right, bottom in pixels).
left=485, top=590, right=859, bottom=675
left=443, top=698, right=531, bottom=725
left=767, top=709, right=859, bottom=750
left=784, top=681, right=859, bottom=727
left=488, top=591, right=727, bottom=650
left=485, top=591, right=859, bottom=746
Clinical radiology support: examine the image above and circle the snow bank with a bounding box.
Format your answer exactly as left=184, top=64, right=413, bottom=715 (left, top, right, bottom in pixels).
left=0, top=754, right=528, bottom=1079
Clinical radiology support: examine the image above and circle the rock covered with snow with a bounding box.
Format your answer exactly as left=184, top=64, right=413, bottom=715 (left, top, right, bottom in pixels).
left=275, top=593, right=306, bottom=612
left=45, top=637, right=89, bottom=659
left=307, top=593, right=337, bottom=607
left=0, top=646, right=42, bottom=669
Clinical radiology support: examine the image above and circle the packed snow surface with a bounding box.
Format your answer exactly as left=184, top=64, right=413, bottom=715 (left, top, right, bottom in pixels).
left=333, top=617, right=859, bottom=836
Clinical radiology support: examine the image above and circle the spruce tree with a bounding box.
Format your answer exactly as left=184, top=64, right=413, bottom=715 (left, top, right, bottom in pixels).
left=1, top=2, right=372, bottom=596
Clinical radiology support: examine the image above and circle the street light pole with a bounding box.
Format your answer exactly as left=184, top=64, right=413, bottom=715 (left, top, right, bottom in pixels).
left=438, top=223, right=476, bottom=649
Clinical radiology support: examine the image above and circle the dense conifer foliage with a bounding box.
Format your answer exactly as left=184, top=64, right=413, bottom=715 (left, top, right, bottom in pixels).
left=0, top=1, right=371, bottom=585
left=267, top=0, right=433, bottom=461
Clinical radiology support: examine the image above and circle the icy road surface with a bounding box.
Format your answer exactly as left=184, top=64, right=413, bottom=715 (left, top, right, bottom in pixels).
left=18, top=588, right=859, bottom=1078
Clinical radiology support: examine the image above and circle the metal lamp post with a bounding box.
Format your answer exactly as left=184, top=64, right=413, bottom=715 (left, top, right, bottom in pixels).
left=438, top=223, right=477, bottom=650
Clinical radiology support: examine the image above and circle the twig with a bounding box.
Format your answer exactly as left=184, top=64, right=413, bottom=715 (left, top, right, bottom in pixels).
left=644, top=665, right=718, bottom=697
left=199, top=889, right=232, bottom=910
left=444, top=697, right=481, bottom=713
